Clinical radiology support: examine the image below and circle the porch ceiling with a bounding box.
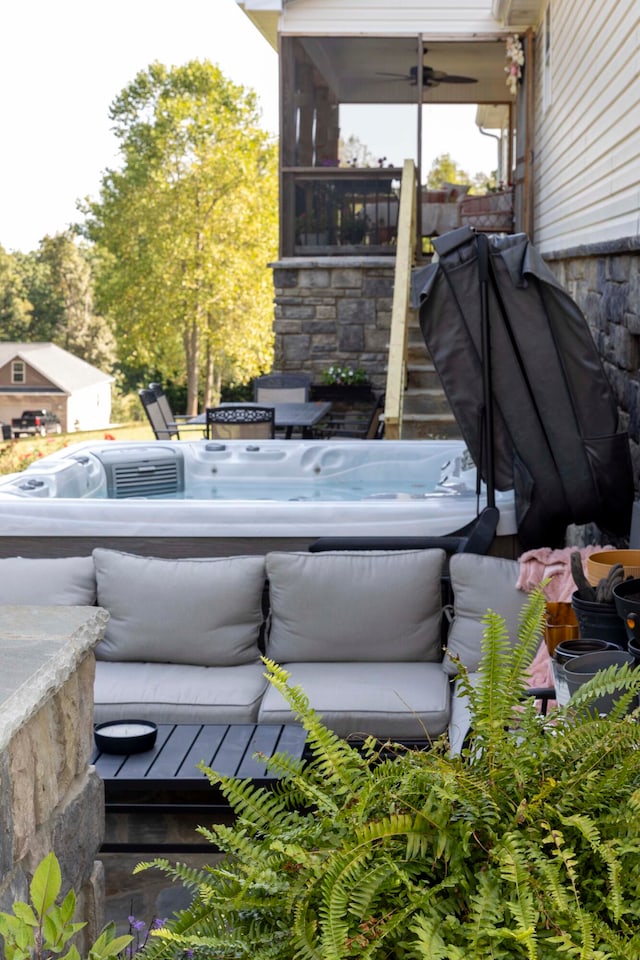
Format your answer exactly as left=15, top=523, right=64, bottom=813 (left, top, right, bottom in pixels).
left=300, top=36, right=514, bottom=105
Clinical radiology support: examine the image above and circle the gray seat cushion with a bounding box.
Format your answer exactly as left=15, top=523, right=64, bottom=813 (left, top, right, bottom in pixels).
left=444, top=554, right=525, bottom=675
left=448, top=671, right=483, bottom=755
left=258, top=661, right=451, bottom=741
left=265, top=549, right=445, bottom=663
left=94, top=661, right=267, bottom=725
left=0, top=556, right=96, bottom=605
left=93, top=549, right=266, bottom=666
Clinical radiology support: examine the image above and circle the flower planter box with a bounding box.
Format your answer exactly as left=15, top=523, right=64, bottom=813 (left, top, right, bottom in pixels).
left=310, top=383, right=374, bottom=403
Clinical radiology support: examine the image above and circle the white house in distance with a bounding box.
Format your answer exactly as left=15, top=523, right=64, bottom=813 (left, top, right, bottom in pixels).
left=0, top=343, right=114, bottom=432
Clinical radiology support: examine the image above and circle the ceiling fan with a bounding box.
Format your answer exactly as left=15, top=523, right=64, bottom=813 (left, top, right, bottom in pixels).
left=378, top=61, right=478, bottom=87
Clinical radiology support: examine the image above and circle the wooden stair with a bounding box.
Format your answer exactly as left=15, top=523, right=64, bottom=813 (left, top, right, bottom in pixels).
left=395, top=311, right=461, bottom=440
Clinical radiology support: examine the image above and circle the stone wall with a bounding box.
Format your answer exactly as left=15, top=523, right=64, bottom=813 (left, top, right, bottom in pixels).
left=545, top=241, right=640, bottom=491
left=271, top=256, right=395, bottom=390
left=270, top=246, right=640, bottom=485
left=0, top=606, right=109, bottom=948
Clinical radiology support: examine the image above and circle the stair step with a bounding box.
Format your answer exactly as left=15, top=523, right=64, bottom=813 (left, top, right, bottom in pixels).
left=406, top=366, right=442, bottom=390
left=400, top=413, right=462, bottom=440
left=403, top=391, right=453, bottom=416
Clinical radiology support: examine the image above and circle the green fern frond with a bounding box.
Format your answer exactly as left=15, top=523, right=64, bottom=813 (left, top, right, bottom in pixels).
left=316, top=848, right=372, bottom=957
left=263, top=657, right=366, bottom=799
left=347, top=861, right=399, bottom=920
left=133, top=857, right=210, bottom=892
left=565, top=661, right=640, bottom=718
left=496, top=834, right=540, bottom=939
left=455, top=587, right=548, bottom=768
left=199, top=768, right=304, bottom=839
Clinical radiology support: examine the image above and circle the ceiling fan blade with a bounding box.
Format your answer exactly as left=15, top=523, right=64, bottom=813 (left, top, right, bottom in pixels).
left=375, top=71, right=415, bottom=80
left=421, top=67, right=477, bottom=85
left=376, top=65, right=478, bottom=86
left=436, top=74, right=478, bottom=84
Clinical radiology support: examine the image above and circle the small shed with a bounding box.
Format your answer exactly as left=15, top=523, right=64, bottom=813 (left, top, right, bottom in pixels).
left=0, top=343, right=114, bottom=432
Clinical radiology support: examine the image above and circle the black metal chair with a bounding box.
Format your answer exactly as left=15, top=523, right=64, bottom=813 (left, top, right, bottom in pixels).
left=138, top=388, right=179, bottom=440
left=253, top=373, right=312, bottom=404
left=148, top=382, right=203, bottom=438
left=205, top=405, right=276, bottom=440
left=313, top=393, right=385, bottom=440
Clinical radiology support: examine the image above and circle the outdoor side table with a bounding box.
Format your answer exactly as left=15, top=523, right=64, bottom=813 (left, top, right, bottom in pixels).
left=91, top=722, right=308, bottom=853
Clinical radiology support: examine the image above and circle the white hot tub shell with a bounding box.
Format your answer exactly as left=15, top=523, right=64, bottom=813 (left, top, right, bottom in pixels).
left=0, top=439, right=517, bottom=554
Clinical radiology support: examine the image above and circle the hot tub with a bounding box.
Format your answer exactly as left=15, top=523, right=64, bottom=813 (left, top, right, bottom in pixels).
left=0, top=439, right=517, bottom=557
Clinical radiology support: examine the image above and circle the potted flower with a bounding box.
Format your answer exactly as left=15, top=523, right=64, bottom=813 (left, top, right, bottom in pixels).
left=311, top=364, right=374, bottom=402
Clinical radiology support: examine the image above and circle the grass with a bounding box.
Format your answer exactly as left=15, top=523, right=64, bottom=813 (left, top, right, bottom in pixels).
left=0, top=422, right=157, bottom=476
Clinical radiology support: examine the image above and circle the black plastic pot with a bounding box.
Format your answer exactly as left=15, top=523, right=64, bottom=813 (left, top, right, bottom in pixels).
left=564, top=649, right=635, bottom=715
left=552, top=638, right=623, bottom=706
left=612, top=577, right=640, bottom=650
left=570, top=590, right=628, bottom=650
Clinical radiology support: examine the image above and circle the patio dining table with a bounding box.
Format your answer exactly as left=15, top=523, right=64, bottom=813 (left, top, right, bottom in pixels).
left=190, top=400, right=332, bottom=439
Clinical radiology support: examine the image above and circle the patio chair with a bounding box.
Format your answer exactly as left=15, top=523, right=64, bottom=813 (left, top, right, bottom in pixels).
left=313, top=393, right=385, bottom=440
left=138, top=388, right=179, bottom=440
left=205, top=405, right=276, bottom=440
left=148, top=382, right=204, bottom=437
left=139, top=387, right=204, bottom=440
left=253, top=373, right=312, bottom=404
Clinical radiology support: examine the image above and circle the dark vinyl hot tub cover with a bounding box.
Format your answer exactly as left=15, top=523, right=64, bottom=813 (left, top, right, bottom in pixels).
left=412, top=227, right=633, bottom=549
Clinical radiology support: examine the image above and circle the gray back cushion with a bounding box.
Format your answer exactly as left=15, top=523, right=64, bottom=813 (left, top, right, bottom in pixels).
left=0, top=556, right=96, bottom=605
left=444, top=554, right=525, bottom=675
left=265, top=549, right=445, bottom=663
left=93, top=549, right=266, bottom=666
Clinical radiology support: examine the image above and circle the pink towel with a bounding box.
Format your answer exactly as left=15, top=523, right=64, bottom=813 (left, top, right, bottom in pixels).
left=516, top=544, right=614, bottom=602
left=517, top=545, right=615, bottom=696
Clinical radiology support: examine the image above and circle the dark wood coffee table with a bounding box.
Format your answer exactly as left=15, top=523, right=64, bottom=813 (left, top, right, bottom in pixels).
left=92, top=722, right=308, bottom=853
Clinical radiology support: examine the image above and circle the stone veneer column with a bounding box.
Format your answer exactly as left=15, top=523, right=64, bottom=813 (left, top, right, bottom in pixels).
left=545, top=242, right=640, bottom=488
left=270, top=256, right=395, bottom=390
left=0, top=605, right=109, bottom=947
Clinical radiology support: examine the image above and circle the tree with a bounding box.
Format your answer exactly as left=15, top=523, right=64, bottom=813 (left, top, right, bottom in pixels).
left=0, top=244, right=33, bottom=340
left=425, top=151, right=471, bottom=188
left=339, top=133, right=376, bottom=167
left=19, top=233, right=116, bottom=370
left=82, top=60, right=278, bottom=414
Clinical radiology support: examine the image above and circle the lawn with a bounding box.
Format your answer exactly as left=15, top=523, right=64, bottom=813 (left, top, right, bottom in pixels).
left=0, top=422, right=157, bottom=476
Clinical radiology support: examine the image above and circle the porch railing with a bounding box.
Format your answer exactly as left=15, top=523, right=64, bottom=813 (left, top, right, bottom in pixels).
left=283, top=166, right=403, bottom=256
left=283, top=167, right=514, bottom=258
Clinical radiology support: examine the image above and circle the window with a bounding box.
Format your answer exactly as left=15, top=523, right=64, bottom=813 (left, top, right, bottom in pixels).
left=11, top=360, right=25, bottom=384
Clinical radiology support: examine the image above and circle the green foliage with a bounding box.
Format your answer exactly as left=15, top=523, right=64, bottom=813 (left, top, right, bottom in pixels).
left=425, top=151, right=471, bottom=188
left=320, top=364, right=369, bottom=385
left=81, top=60, right=277, bottom=413
left=0, top=852, right=132, bottom=960
left=135, top=591, right=640, bottom=959
left=1, top=235, right=117, bottom=373
left=0, top=243, right=34, bottom=339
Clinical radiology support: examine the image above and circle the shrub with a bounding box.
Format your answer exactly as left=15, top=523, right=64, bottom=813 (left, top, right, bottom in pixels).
left=136, top=590, right=640, bottom=959
left=0, top=852, right=132, bottom=960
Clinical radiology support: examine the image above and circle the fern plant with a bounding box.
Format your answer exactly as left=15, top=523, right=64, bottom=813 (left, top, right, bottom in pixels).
left=135, top=588, right=640, bottom=960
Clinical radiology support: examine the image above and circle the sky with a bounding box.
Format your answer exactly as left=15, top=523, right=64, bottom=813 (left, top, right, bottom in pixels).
left=0, top=0, right=498, bottom=254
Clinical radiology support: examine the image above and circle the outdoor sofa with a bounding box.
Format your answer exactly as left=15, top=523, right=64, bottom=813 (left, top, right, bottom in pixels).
left=0, top=547, right=529, bottom=751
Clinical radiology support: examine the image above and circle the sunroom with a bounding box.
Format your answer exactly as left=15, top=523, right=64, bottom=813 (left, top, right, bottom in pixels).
left=238, top=1, right=542, bottom=259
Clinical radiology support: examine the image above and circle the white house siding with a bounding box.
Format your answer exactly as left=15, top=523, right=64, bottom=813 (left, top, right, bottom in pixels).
left=278, top=0, right=503, bottom=36
left=533, top=0, right=640, bottom=254
left=66, top=382, right=112, bottom=432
